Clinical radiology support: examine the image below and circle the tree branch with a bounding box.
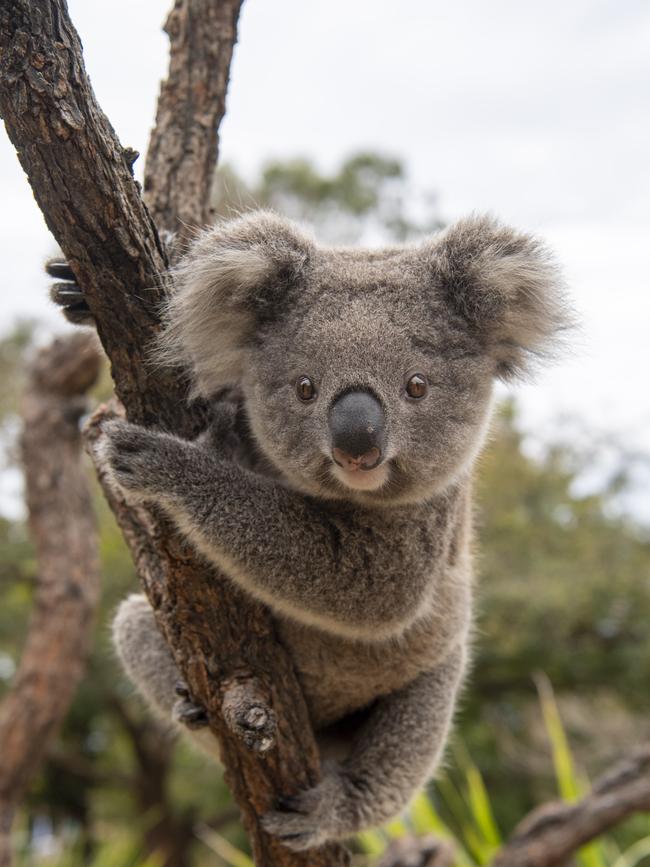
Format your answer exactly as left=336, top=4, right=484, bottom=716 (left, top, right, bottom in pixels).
left=0, top=3, right=349, bottom=864
left=371, top=745, right=650, bottom=867
left=0, top=0, right=170, bottom=425
left=490, top=744, right=650, bottom=867
left=0, top=332, right=102, bottom=867
left=143, top=0, right=243, bottom=245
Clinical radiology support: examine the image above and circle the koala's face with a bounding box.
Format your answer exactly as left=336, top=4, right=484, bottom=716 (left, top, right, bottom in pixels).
left=243, top=258, right=496, bottom=505
left=164, top=212, right=569, bottom=506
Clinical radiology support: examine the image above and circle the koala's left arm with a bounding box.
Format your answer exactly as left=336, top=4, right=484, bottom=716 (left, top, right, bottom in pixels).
left=101, top=420, right=433, bottom=639
left=263, top=644, right=466, bottom=850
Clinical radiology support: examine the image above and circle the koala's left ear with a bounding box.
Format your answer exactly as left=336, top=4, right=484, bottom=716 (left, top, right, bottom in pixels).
left=427, top=215, right=573, bottom=380
left=156, top=211, right=314, bottom=397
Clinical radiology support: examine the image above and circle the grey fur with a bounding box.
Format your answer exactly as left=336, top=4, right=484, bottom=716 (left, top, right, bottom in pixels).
left=108, top=211, right=570, bottom=850
left=112, top=594, right=220, bottom=758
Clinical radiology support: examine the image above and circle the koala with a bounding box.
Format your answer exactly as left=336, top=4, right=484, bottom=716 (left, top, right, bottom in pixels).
left=49, top=211, right=569, bottom=850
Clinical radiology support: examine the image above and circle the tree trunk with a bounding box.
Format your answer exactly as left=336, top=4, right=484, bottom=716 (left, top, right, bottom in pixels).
left=0, top=332, right=102, bottom=867
left=0, top=3, right=349, bottom=865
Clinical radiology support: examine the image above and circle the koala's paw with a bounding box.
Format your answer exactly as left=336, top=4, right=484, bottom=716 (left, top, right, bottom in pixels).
left=98, top=419, right=189, bottom=504
left=262, top=763, right=360, bottom=851
left=172, top=680, right=209, bottom=730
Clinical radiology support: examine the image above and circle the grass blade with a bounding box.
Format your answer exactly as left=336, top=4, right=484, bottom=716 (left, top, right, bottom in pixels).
left=195, top=824, right=254, bottom=867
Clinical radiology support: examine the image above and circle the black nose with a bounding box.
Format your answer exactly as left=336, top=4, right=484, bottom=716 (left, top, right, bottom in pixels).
left=329, top=390, right=385, bottom=470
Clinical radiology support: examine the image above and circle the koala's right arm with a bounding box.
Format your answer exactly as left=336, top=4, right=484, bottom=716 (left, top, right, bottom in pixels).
left=101, top=420, right=435, bottom=641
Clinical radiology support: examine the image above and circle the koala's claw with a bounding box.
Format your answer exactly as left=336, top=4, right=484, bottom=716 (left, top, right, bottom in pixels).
left=46, top=258, right=94, bottom=326
left=172, top=680, right=209, bottom=730
left=261, top=808, right=325, bottom=852
left=262, top=767, right=351, bottom=851
left=175, top=700, right=209, bottom=729
left=275, top=793, right=311, bottom=814
left=174, top=679, right=191, bottom=699
left=46, top=259, right=76, bottom=282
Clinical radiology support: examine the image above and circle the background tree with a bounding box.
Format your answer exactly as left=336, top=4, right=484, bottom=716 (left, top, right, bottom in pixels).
left=0, top=332, right=101, bottom=867
left=213, top=153, right=443, bottom=243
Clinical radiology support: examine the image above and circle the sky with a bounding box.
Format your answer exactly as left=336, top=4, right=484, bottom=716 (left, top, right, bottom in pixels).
left=1, top=0, right=649, bottom=513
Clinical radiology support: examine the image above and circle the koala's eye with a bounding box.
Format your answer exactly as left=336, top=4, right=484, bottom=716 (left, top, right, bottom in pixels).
left=296, top=375, right=317, bottom=402
left=406, top=374, right=427, bottom=399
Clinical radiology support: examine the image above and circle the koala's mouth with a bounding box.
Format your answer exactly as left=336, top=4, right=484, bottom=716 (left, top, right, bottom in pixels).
left=329, top=459, right=390, bottom=492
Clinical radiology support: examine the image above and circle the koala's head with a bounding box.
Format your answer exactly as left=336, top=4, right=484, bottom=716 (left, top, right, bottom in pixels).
left=160, top=211, right=570, bottom=506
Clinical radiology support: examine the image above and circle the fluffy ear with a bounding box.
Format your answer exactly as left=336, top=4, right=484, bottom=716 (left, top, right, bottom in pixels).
left=156, top=211, right=313, bottom=397
left=430, top=215, right=572, bottom=380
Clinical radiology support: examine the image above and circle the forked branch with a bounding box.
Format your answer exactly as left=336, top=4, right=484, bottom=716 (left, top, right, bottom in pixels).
left=0, top=2, right=348, bottom=864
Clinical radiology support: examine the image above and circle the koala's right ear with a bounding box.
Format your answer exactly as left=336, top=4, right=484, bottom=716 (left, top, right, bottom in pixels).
left=156, top=211, right=313, bottom=397
left=426, top=215, right=573, bottom=380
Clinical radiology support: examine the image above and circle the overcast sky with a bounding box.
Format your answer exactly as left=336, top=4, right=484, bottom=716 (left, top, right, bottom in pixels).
left=1, top=0, right=649, bottom=511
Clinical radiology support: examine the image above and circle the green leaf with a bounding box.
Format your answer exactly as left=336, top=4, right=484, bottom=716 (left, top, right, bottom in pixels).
left=536, top=673, right=582, bottom=802
left=356, top=829, right=387, bottom=856
left=465, top=764, right=501, bottom=849
left=612, top=835, right=650, bottom=867
left=385, top=817, right=410, bottom=839
left=536, top=675, right=606, bottom=867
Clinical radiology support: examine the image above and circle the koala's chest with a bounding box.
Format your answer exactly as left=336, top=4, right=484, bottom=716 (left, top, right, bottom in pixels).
left=276, top=614, right=453, bottom=729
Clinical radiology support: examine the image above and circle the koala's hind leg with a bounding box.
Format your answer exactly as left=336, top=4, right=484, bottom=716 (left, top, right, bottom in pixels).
left=112, top=594, right=220, bottom=759
left=263, top=645, right=466, bottom=850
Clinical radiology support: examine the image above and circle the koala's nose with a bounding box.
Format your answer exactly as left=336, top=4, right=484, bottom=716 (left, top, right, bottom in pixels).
left=329, top=390, right=385, bottom=471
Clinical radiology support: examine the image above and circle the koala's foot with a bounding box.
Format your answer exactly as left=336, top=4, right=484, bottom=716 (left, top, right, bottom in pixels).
left=46, top=259, right=94, bottom=326
left=174, top=678, right=277, bottom=756
left=262, top=762, right=361, bottom=851
left=172, top=678, right=222, bottom=762
left=173, top=680, right=210, bottom=730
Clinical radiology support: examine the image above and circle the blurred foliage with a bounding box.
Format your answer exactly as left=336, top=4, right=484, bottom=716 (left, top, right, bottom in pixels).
left=212, top=151, right=444, bottom=244
left=465, top=402, right=650, bottom=831
left=357, top=679, right=649, bottom=867
left=1, top=154, right=649, bottom=864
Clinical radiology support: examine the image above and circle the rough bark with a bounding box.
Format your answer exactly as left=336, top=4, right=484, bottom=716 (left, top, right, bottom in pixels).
left=144, top=0, right=242, bottom=245
left=0, top=3, right=349, bottom=865
left=490, top=744, right=650, bottom=867
left=0, top=332, right=102, bottom=867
